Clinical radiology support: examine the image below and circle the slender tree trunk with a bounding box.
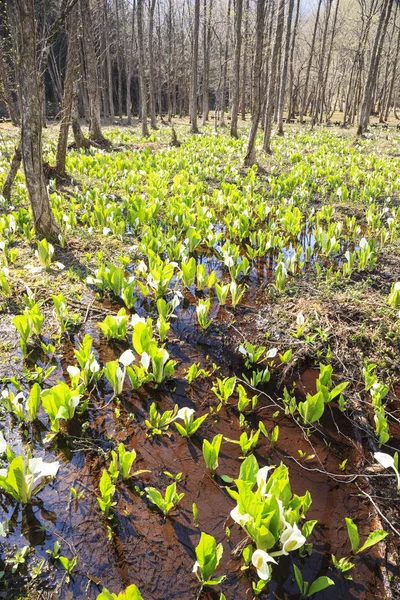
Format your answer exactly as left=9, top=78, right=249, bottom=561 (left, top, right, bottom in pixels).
left=149, top=0, right=158, bottom=128
left=137, top=0, right=149, bottom=136
left=115, top=0, right=123, bottom=120
left=167, top=0, right=173, bottom=121
left=79, top=0, right=108, bottom=144
left=202, top=0, right=213, bottom=125
left=277, top=0, right=295, bottom=135
left=157, top=0, right=164, bottom=119
left=190, top=0, right=200, bottom=133
left=240, top=0, right=250, bottom=120
left=2, top=140, right=21, bottom=201
left=220, top=0, right=232, bottom=126
left=72, top=84, right=91, bottom=149
left=357, top=0, right=394, bottom=136
left=243, top=0, right=265, bottom=166
left=0, top=43, right=19, bottom=125
left=104, top=0, right=115, bottom=123
left=287, top=0, right=300, bottom=121
left=55, top=2, right=79, bottom=176
left=230, top=0, right=243, bottom=137
left=8, top=0, right=59, bottom=238
left=312, top=0, right=333, bottom=125
left=300, top=0, right=322, bottom=123
left=263, top=0, right=285, bottom=153
left=384, top=13, right=400, bottom=121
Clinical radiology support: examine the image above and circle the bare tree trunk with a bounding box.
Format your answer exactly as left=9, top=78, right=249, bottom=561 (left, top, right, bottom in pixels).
left=384, top=11, right=400, bottom=121
left=357, top=0, right=394, bottom=136
left=157, top=0, right=164, bottom=120
left=243, top=0, right=265, bottom=166
left=300, top=0, right=322, bottom=123
left=104, top=0, right=115, bottom=123
left=167, top=0, right=173, bottom=121
left=312, top=0, right=333, bottom=125
left=220, top=0, right=232, bottom=126
left=240, top=0, right=250, bottom=120
left=80, top=0, right=108, bottom=144
left=8, top=0, right=59, bottom=238
left=149, top=0, right=158, bottom=128
left=277, top=0, right=295, bottom=135
left=230, top=0, right=243, bottom=137
left=202, top=0, right=213, bottom=125
left=115, top=0, right=123, bottom=120
left=287, top=0, right=300, bottom=121
left=0, top=43, right=19, bottom=125
left=55, top=2, right=79, bottom=176
left=190, top=0, right=200, bottom=133
left=72, top=85, right=91, bottom=149
left=263, top=0, right=285, bottom=153
left=2, top=140, right=21, bottom=201
left=137, top=0, right=149, bottom=136
left=321, top=0, right=340, bottom=123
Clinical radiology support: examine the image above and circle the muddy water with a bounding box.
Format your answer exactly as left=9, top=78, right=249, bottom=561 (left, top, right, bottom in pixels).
left=0, top=277, right=386, bottom=599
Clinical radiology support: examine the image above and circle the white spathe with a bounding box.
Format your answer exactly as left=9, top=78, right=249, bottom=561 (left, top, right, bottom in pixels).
left=0, top=431, right=6, bottom=454
left=230, top=504, right=253, bottom=528
left=251, top=549, right=277, bottom=580
left=176, top=407, right=195, bottom=421
left=280, top=523, right=306, bottom=554
left=119, top=349, right=135, bottom=367
left=374, top=452, right=400, bottom=490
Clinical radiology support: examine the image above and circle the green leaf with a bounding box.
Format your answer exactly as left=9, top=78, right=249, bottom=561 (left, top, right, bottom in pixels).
left=307, top=576, right=335, bottom=597
left=293, top=564, right=304, bottom=594
left=238, top=454, right=259, bottom=484
left=345, top=518, right=360, bottom=554
left=358, top=529, right=388, bottom=554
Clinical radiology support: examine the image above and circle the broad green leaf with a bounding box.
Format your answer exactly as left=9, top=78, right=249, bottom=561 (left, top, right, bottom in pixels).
left=358, top=529, right=388, bottom=554
left=308, top=576, right=335, bottom=596
left=345, top=518, right=360, bottom=554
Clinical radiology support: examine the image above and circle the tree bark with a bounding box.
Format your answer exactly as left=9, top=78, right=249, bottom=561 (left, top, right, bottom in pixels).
left=277, top=0, right=295, bottom=135
left=240, top=0, right=250, bottom=120
left=263, top=0, right=285, bottom=153
left=357, top=0, right=394, bottom=136
left=0, top=45, right=19, bottom=125
left=300, top=0, right=322, bottom=123
left=55, top=2, right=79, bottom=176
left=149, top=0, right=158, bottom=128
left=230, top=0, right=243, bottom=137
left=287, top=0, right=300, bottom=121
left=243, top=0, right=265, bottom=166
left=190, top=0, right=201, bottom=133
left=79, top=0, right=108, bottom=144
left=202, top=0, right=213, bottom=125
left=220, top=0, right=232, bottom=126
left=8, top=0, right=59, bottom=238
left=137, top=0, right=149, bottom=136
left=2, top=140, right=21, bottom=202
